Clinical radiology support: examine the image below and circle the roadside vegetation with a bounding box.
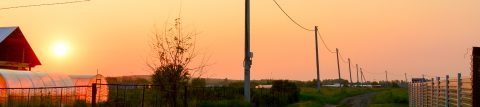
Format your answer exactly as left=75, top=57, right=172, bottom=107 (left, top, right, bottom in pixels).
left=288, top=87, right=379, bottom=107
left=368, top=88, right=408, bottom=107
left=105, top=77, right=409, bottom=107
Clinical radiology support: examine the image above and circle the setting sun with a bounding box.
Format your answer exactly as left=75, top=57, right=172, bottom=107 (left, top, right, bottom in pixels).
left=53, top=42, right=68, bottom=57
left=1, top=0, right=480, bottom=106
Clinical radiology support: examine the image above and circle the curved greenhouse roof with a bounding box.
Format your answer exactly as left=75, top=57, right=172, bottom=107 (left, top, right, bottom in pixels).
left=0, top=69, right=73, bottom=89
left=0, top=69, right=108, bottom=104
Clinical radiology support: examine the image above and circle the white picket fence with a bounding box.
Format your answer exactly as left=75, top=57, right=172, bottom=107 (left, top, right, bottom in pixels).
left=408, top=73, right=473, bottom=107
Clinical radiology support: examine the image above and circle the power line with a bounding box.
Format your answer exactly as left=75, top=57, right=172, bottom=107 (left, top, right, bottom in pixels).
left=389, top=71, right=405, bottom=77
left=316, top=30, right=336, bottom=53
left=272, top=0, right=337, bottom=54
left=272, top=0, right=314, bottom=31
left=272, top=0, right=371, bottom=81
left=338, top=51, right=349, bottom=63
left=362, top=69, right=383, bottom=75
left=0, top=0, right=90, bottom=10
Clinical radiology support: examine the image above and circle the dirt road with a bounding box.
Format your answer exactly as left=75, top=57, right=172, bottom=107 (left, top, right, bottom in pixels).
left=324, top=92, right=377, bottom=107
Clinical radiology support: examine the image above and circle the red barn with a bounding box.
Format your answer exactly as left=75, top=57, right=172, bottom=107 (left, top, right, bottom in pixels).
left=0, top=26, right=41, bottom=70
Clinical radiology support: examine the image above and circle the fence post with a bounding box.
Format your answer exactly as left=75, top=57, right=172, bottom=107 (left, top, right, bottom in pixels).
left=421, top=76, right=424, bottom=107
left=92, top=83, right=97, bottom=107
left=413, top=83, right=416, bottom=107
left=142, top=85, right=145, bottom=107
left=412, top=83, right=415, bottom=107
left=437, top=77, right=440, bottom=107
left=409, top=83, right=412, bottom=107
left=472, top=47, right=479, bottom=107
left=457, top=73, right=461, bottom=107
left=415, top=83, right=420, bottom=107
left=431, top=78, right=434, bottom=107
left=27, top=89, right=30, bottom=107
left=446, top=75, right=449, bottom=107
left=60, top=88, right=63, bottom=106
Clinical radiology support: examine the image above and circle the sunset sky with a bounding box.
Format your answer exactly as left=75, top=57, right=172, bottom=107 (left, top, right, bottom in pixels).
left=0, top=0, right=479, bottom=81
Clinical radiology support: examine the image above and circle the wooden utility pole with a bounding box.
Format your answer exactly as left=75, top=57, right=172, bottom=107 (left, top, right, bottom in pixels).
left=385, top=70, right=388, bottom=88
left=336, top=48, right=342, bottom=86
left=244, top=0, right=251, bottom=102
left=314, top=26, right=320, bottom=90
left=404, top=73, right=408, bottom=88
left=385, top=70, right=388, bottom=82
left=348, top=58, right=353, bottom=87
left=360, top=68, right=364, bottom=86
left=356, top=64, right=359, bottom=86
left=361, top=68, right=366, bottom=85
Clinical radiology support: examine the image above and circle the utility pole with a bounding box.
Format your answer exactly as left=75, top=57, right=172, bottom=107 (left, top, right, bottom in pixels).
left=314, top=26, right=321, bottom=90
left=336, top=48, right=342, bottom=87
left=364, top=72, right=367, bottom=83
left=385, top=70, right=388, bottom=88
left=359, top=68, right=363, bottom=86
left=404, top=73, right=408, bottom=82
left=360, top=68, right=365, bottom=85
left=361, top=68, right=366, bottom=86
left=356, top=64, right=359, bottom=86
left=385, top=70, right=388, bottom=82
left=244, top=0, right=251, bottom=102
left=348, top=58, right=352, bottom=87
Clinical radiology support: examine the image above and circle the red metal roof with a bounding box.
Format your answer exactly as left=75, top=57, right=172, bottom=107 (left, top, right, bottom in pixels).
left=0, top=26, right=41, bottom=69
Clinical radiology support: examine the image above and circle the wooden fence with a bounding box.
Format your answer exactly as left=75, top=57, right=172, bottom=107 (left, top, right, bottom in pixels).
left=408, top=73, right=473, bottom=107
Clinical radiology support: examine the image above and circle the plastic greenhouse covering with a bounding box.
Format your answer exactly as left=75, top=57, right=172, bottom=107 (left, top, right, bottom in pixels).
left=70, top=74, right=109, bottom=102
left=0, top=69, right=108, bottom=104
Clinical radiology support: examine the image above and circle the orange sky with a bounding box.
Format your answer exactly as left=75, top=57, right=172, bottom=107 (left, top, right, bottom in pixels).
left=1, top=0, right=479, bottom=81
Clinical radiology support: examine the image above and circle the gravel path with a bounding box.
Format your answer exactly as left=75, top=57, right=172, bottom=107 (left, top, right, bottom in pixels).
left=324, top=92, right=377, bottom=107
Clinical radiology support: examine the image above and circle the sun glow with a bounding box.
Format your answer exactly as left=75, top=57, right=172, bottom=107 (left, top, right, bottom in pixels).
left=53, top=42, right=68, bottom=57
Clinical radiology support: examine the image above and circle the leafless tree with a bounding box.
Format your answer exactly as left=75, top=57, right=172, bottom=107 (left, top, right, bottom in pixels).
left=148, top=17, right=206, bottom=106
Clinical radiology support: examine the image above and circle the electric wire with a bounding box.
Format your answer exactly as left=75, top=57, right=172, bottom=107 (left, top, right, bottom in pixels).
left=362, top=69, right=383, bottom=75
left=389, top=72, right=405, bottom=77
left=272, top=0, right=314, bottom=31
left=271, top=0, right=388, bottom=81
left=0, top=0, right=90, bottom=10
left=338, top=51, right=349, bottom=63
left=272, top=0, right=337, bottom=54
left=316, top=30, right=336, bottom=53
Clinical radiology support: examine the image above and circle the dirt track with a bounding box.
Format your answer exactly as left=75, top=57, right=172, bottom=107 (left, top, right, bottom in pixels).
left=324, top=92, right=377, bottom=107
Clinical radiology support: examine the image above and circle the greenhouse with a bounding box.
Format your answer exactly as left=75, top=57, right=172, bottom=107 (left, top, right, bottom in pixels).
left=0, top=26, right=109, bottom=106
left=0, top=69, right=108, bottom=105
left=70, top=74, right=109, bottom=102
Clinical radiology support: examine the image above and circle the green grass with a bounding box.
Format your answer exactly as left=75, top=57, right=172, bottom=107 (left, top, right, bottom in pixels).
left=198, top=100, right=251, bottom=107
left=368, top=104, right=408, bottom=107
left=368, top=88, right=408, bottom=107
left=288, top=87, right=379, bottom=107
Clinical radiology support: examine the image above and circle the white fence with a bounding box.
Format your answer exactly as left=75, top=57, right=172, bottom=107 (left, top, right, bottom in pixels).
left=408, top=73, right=473, bottom=107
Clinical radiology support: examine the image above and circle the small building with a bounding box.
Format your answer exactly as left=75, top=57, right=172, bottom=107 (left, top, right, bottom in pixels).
left=323, top=83, right=343, bottom=87
left=0, top=26, right=41, bottom=71
left=255, top=85, right=272, bottom=88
